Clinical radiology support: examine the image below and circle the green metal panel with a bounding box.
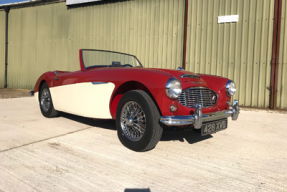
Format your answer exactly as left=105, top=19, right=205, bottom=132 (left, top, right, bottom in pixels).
left=0, top=11, right=5, bottom=88
left=6, top=0, right=185, bottom=90
left=186, top=0, right=275, bottom=108
left=278, top=0, right=287, bottom=109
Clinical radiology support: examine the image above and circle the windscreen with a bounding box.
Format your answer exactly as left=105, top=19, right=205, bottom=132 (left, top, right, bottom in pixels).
left=82, top=50, right=142, bottom=69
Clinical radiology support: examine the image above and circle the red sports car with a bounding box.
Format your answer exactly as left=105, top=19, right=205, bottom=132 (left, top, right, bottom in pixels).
left=32, top=49, right=239, bottom=152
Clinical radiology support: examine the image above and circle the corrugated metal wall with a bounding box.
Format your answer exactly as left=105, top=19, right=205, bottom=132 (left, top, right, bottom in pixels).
left=278, top=0, right=287, bottom=109
left=6, top=0, right=185, bottom=90
left=0, top=11, right=5, bottom=88
left=185, top=0, right=275, bottom=108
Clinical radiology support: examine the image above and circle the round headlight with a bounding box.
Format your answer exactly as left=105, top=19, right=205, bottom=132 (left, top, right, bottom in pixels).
left=226, top=80, right=236, bottom=97
left=166, top=78, right=182, bottom=99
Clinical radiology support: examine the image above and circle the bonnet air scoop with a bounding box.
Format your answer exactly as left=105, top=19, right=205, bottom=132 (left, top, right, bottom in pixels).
left=180, top=74, right=201, bottom=79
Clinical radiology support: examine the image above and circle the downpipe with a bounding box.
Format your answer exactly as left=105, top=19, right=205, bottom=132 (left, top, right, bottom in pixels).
left=4, top=7, right=10, bottom=88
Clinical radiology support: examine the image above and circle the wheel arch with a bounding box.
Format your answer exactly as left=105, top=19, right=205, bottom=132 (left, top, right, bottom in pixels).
left=34, top=72, right=55, bottom=93
left=37, top=80, right=47, bottom=100
left=110, top=81, right=162, bottom=119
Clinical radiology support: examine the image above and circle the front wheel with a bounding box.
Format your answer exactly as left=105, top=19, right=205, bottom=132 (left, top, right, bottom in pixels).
left=116, top=90, right=163, bottom=152
left=39, top=82, right=58, bottom=118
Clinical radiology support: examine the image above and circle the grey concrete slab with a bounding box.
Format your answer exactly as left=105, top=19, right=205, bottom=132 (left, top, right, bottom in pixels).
left=0, top=97, right=287, bottom=192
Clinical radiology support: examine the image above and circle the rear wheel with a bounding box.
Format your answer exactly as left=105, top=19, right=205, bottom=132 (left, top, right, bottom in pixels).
left=39, top=82, right=58, bottom=118
left=116, top=90, right=163, bottom=152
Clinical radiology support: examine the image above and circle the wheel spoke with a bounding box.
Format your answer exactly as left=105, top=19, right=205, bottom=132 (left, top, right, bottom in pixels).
left=40, top=88, right=51, bottom=112
left=131, top=107, right=140, bottom=118
left=120, top=101, right=146, bottom=142
left=133, top=123, right=144, bottom=134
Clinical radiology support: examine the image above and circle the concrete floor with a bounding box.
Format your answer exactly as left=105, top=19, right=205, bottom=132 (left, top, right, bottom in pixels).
left=0, top=97, right=287, bottom=192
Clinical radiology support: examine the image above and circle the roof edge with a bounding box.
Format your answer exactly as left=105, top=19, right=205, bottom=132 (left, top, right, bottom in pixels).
left=0, top=0, right=65, bottom=10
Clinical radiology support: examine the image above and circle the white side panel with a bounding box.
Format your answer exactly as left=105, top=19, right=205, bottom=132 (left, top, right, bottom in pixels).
left=50, top=82, right=115, bottom=119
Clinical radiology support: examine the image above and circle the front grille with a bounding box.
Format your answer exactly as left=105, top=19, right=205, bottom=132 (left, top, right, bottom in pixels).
left=178, top=88, right=218, bottom=108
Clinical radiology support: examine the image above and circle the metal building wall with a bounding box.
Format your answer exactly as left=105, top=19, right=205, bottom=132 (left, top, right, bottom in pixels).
left=278, top=0, right=287, bottom=109
left=0, top=11, right=5, bottom=88
left=6, top=0, right=185, bottom=90
left=185, top=0, right=275, bottom=108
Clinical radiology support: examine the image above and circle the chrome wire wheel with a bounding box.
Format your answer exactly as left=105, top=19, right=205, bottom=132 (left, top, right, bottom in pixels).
left=120, top=101, right=146, bottom=142
left=116, top=90, right=163, bottom=151
left=40, top=88, right=51, bottom=112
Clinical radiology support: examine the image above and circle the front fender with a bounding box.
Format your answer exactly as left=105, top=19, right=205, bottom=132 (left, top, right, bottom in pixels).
left=109, top=75, right=176, bottom=119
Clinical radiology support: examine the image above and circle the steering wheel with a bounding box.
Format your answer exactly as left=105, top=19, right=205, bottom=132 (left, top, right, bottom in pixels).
left=123, top=64, right=133, bottom=67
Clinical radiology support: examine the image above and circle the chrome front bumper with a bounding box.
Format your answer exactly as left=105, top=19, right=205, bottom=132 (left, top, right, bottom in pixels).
left=160, top=100, right=239, bottom=129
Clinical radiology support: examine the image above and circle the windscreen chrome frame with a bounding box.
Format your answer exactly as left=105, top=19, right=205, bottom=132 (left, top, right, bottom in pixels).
left=81, top=49, right=143, bottom=70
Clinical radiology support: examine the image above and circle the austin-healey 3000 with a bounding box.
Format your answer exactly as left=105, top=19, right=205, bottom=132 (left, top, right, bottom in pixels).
left=32, top=49, right=239, bottom=152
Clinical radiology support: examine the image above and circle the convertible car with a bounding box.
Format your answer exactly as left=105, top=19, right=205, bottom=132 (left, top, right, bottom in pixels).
left=31, top=49, right=239, bottom=152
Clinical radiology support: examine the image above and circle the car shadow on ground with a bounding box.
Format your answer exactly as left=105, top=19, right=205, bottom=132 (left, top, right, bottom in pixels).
left=59, top=112, right=117, bottom=130
left=124, top=189, right=151, bottom=192
left=161, top=129, right=212, bottom=144
left=60, top=112, right=212, bottom=144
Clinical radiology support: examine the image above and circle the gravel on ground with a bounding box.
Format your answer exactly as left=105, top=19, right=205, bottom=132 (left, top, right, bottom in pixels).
left=0, top=88, right=31, bottom=99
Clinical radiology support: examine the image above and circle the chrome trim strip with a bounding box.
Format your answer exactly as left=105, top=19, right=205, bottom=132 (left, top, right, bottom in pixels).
left=180, top=74, right=200, bottom=79
left=92, top=82, right=109, bottom=85
left=160, top=100, right=239, bottom=127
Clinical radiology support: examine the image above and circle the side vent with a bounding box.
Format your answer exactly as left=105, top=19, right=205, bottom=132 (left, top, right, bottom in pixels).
left=180, top=74, right=201, bottom=79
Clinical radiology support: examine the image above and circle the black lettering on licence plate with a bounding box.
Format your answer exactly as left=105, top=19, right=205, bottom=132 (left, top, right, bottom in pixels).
left=201, top=119, right=228, bottom=136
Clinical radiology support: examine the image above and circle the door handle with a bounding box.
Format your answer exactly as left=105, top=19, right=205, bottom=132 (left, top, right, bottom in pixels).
left=53, top=77, right=59, bottom=81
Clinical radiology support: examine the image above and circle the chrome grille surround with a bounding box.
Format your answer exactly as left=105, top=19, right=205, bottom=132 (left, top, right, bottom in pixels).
left=178, top=87, right=218, bottom=108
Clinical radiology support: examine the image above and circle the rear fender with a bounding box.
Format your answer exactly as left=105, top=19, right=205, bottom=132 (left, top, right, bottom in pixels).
left=33, top=72, right=56, bottom=93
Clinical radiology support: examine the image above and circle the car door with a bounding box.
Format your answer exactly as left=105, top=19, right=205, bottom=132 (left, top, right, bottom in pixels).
left=50, top=70, right=115, bottom=119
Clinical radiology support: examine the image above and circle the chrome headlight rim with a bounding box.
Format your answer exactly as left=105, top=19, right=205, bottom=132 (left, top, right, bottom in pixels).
left=166, top=77, right=182, bottom=99
left=226, top=80, right=236, bottom=97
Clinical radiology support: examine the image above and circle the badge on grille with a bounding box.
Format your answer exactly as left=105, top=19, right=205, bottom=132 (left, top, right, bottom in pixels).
left=211, top=95, right=216, bottom=101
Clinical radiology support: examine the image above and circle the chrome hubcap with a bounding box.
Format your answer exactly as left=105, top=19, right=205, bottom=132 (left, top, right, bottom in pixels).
left=120, top=101, right=146, bottom=142
left=40, top=88, right=51, bottom=112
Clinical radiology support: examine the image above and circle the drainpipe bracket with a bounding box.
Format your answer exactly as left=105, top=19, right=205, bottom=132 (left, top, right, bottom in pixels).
left=4, top=7, right=10, bottom=13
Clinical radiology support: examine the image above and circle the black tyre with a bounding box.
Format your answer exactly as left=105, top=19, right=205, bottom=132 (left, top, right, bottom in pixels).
left=39, top=82, right=58, bottom=118
left=116, top=90, right=163, bottom=152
